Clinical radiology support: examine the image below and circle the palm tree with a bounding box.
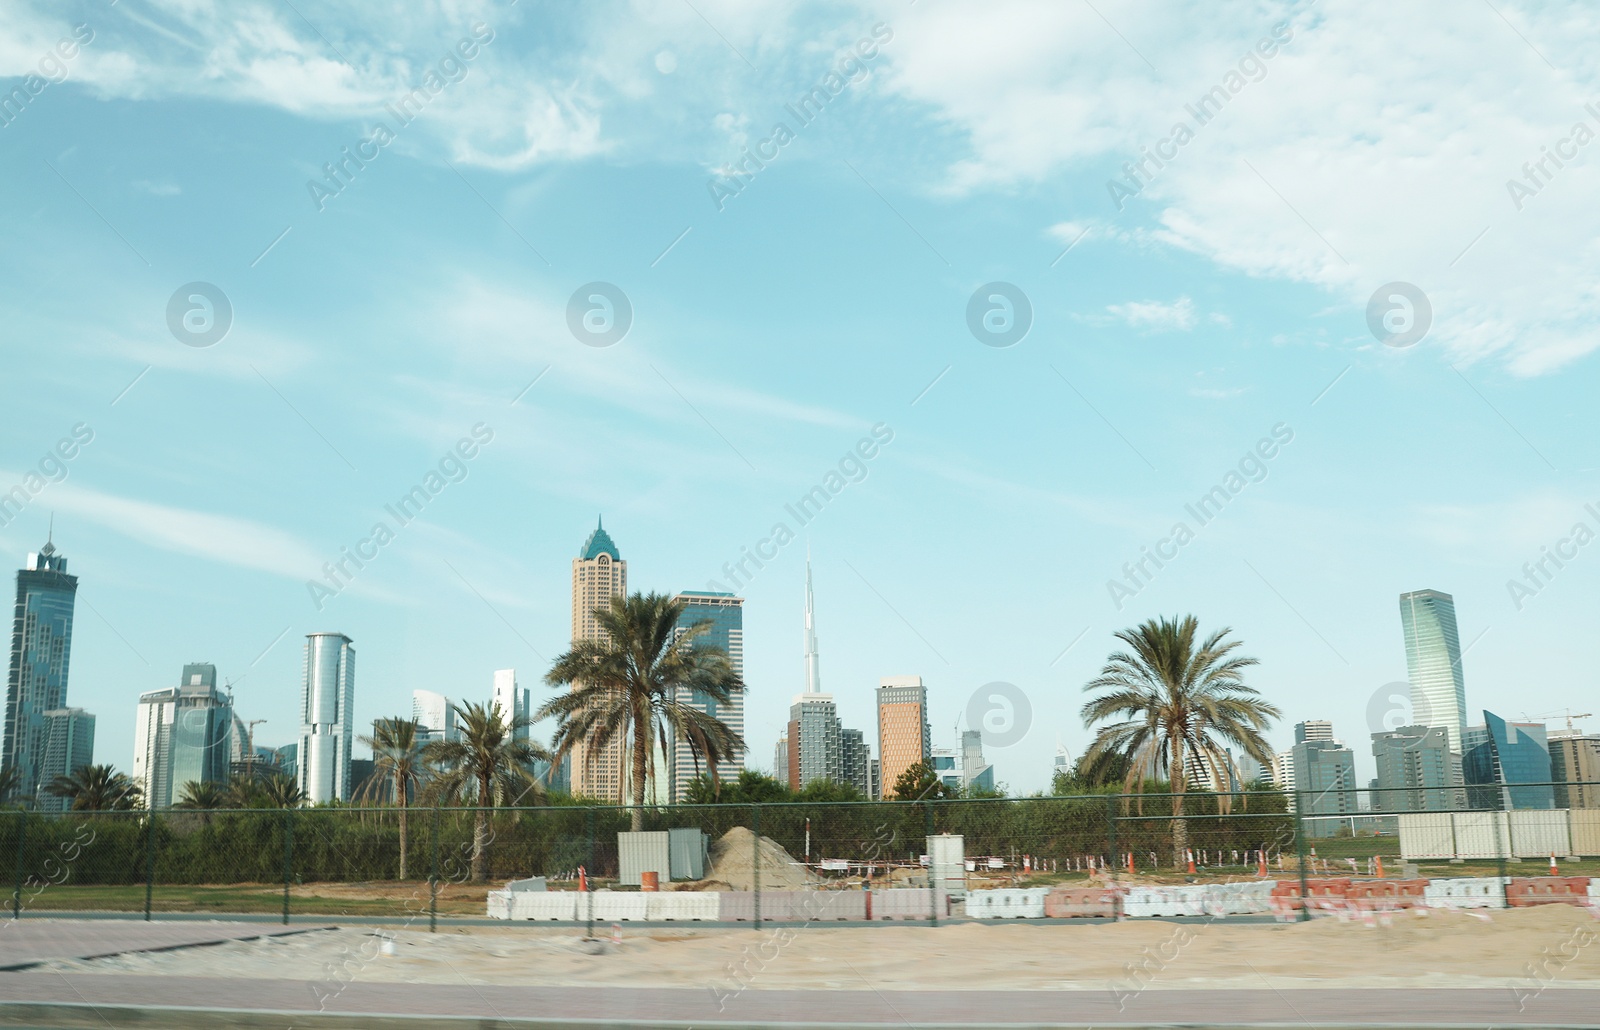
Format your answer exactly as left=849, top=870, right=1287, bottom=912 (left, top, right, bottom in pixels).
left=356, top=716, right=430, bottom=879
left=174, top=780, right=229, bottom=824
left=45, top=764, right=143, bottom=812
left=1080, top=615, right=1279, bottom=865
left=256, top=772, right=306, bottom=809
left=0, top=764, right=21, bottom=807
left=423, top=702, right=550, bottom=882
left=541, top=592, right=745, bottom=830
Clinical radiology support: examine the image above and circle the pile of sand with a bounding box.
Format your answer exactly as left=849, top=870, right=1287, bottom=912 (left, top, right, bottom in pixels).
left=699, top=826, right=813, bottom=890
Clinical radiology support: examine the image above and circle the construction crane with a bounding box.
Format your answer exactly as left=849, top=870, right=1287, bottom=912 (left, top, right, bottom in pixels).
left=245, top=719, right=268, bottom=778
left=1527, top=709, right=1593, bottom=732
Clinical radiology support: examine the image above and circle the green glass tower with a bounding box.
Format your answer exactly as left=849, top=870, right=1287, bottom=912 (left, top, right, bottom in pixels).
left=1399, top=589, right=1467, bottom=754
left=4, top=539, right=78, bottom=800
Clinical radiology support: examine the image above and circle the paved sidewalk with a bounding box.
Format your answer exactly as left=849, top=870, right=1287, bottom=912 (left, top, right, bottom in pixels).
left=0, top=919, right=332, bottom=970
left=0, top=976, right=1593, bottom=1027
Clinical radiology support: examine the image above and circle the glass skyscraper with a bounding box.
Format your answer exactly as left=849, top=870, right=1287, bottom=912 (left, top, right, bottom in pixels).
left=133, top=663, right=234, bottom=808
left=669, top=591, right=746, bottom=801
left=1399, top=589, right=1468, bottom=754
left=37, top=707, right=94, bottom=813
left=4, top=539, right=79, bottom=800
left=1464, top=710, right=1554, bottom=810
left=299, top=632, right=355, bottom=804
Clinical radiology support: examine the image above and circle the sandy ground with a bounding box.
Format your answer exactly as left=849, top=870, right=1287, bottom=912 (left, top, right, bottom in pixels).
left=24, top=906, right=1600, bottom=993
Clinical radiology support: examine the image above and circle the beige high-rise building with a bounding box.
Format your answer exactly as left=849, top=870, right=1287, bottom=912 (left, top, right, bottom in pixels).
left=569, top=518, right=627, bottom=801
left=876, top=675, right=930, bottom=798
left=1550, top=731, right=1600, bottom=809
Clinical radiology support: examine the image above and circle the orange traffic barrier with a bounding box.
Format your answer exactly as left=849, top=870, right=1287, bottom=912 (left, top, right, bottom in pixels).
left=1507, top=876, right=1590, bottom=908
left=1044, top=886, right=1122, bottom=918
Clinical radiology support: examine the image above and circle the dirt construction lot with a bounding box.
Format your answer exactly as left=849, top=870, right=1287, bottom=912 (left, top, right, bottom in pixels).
left=23, top=905, right=1600, bottom=993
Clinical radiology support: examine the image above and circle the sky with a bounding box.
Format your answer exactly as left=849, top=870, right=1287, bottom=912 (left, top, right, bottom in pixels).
left=2, top=0, right=1598, bottom=795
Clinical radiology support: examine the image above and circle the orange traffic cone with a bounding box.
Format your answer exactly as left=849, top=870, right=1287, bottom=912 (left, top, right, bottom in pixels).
left=1127, top=851, right=1135, bottom=874
left=1186, top=849, right=1197, bottom=874
left=1375, top=856, right=1384, bottom=878
left=1258, top=852, right=1268, bottom=878
left=1550, top=854, right=1559, bottom=875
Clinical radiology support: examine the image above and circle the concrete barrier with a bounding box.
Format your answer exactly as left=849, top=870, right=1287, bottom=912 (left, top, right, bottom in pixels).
left=646, top=891, right=721, bottom=921
left=510, top=891, right=579, bottom=921
left=965, top=888, right=1047, bottom=919
left=589, top=891, right=649, bottom=921
left=486, top=890, right=512, bottom=919
left=870, top=887, right=943, bottom=921
left=1421, top=877, right=1508, bottom=909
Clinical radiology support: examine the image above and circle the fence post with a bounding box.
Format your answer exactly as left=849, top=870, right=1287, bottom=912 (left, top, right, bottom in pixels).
left=143, top=811, right=157, bottom=921
left=924, top=801, right=937, bottom=926
left=752, top=804, right=761, bottom=929
left=585, top=806, right=596, bottom=875
left=281, top=807, right=294, bottom=926
left=11, top=810, right=27, bottom=921
left=429, top=806, right=441, bottom=933
left=1493, top=784, right=1511, bottom=910
left=1106, top=793, right=1122, bottom=920
left=1293, top=790, right=1309, bottom=923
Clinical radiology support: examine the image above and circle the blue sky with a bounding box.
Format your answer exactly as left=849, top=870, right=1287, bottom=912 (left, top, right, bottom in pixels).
left=2, top=0, right=1598, bottom=793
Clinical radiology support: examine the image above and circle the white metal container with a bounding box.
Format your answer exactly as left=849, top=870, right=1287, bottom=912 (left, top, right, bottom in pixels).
left=617, top=831, right=672, bottom=887
left=927, top=834, right=966, bottom=900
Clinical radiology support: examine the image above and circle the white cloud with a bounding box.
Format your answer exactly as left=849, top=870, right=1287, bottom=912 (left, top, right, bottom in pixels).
left=1104, top=296, right=1198, bottom=332
left=19, top=477, right=324, bottom=580
left=876, top=0, right=1600, bottom=376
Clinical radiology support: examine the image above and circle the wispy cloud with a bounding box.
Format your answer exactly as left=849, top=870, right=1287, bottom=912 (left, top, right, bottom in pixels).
left=1101, top=297, right=1198, bottom=332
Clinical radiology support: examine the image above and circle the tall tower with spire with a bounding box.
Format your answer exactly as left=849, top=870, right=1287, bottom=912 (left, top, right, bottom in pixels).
left=803, top=553, right=821, bottom=696
left=569, top=517, right=627, bottom=801
left=5, top=534, right=82, bottom=803
left=787, top=555, right=841, bottom=789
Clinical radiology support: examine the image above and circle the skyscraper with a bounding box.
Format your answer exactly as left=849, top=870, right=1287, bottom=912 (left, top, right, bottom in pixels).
left=1549, top=731, right=1600, bottom=809
left=841, top=727, right=871, bottom=796
left=37, top=707, right=93, bottom=812
left=1371, top=724, right=1456, bottom=812
left=412, top=689, right=455, bottom=744
left=5, top=538, right=78, bottom=799
left=788, top=694, right=841, bottom=789
left=1295, top=720, right=1334, bottom=744
left=773, top=733, right=788, bottom=785
left=569, top=518, right=627, bottom=801
left=299, top=633, right=355, bottom=804
left=789, top=557, right=842, bottom=790
left=492, top=669, right=529, bottom=741
left=961, top=730, right=994, bottom=792
left=1399, top=589, right=1468, bottom=753
left=1290, top=737, right=1357, bottom=835
left=876, top=675, right=930, bottom=796
left=668, top=591, right=746, bottom=801
left=1463, top=710, right=1553, bottom=810
left=133, top=664, right=234, bottom=808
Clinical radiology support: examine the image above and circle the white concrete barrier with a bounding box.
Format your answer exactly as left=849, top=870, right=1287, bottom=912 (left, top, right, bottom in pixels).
left=870, top=888, right=943, bottom=920
left=1421, top=876, right=1508, bottom=909
left=510, top=891, right=579, bottom=921
left=965, top=888, right=1048, bottom=919
left=486, top=890, right=512, bottom=919
left=646, top=892, right=721, bottom=921
left=589, top=891, right=650, bottom=921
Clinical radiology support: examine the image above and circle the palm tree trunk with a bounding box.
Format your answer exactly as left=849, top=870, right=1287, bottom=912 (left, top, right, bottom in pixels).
left=1170, top=735, right=1188, bottom=869
left=630, top=701, right=648, bottom=833
left=396, top=769, right=408, bottom=881
left=471, top=772, right=491, bottom=882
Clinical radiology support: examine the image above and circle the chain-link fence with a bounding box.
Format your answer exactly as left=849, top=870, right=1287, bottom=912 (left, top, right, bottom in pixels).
left=2, top=781, right=1595, bottom=927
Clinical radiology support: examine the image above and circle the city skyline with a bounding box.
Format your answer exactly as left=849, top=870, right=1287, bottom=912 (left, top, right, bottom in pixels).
left=4, top=522, right=1598, bottom=798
